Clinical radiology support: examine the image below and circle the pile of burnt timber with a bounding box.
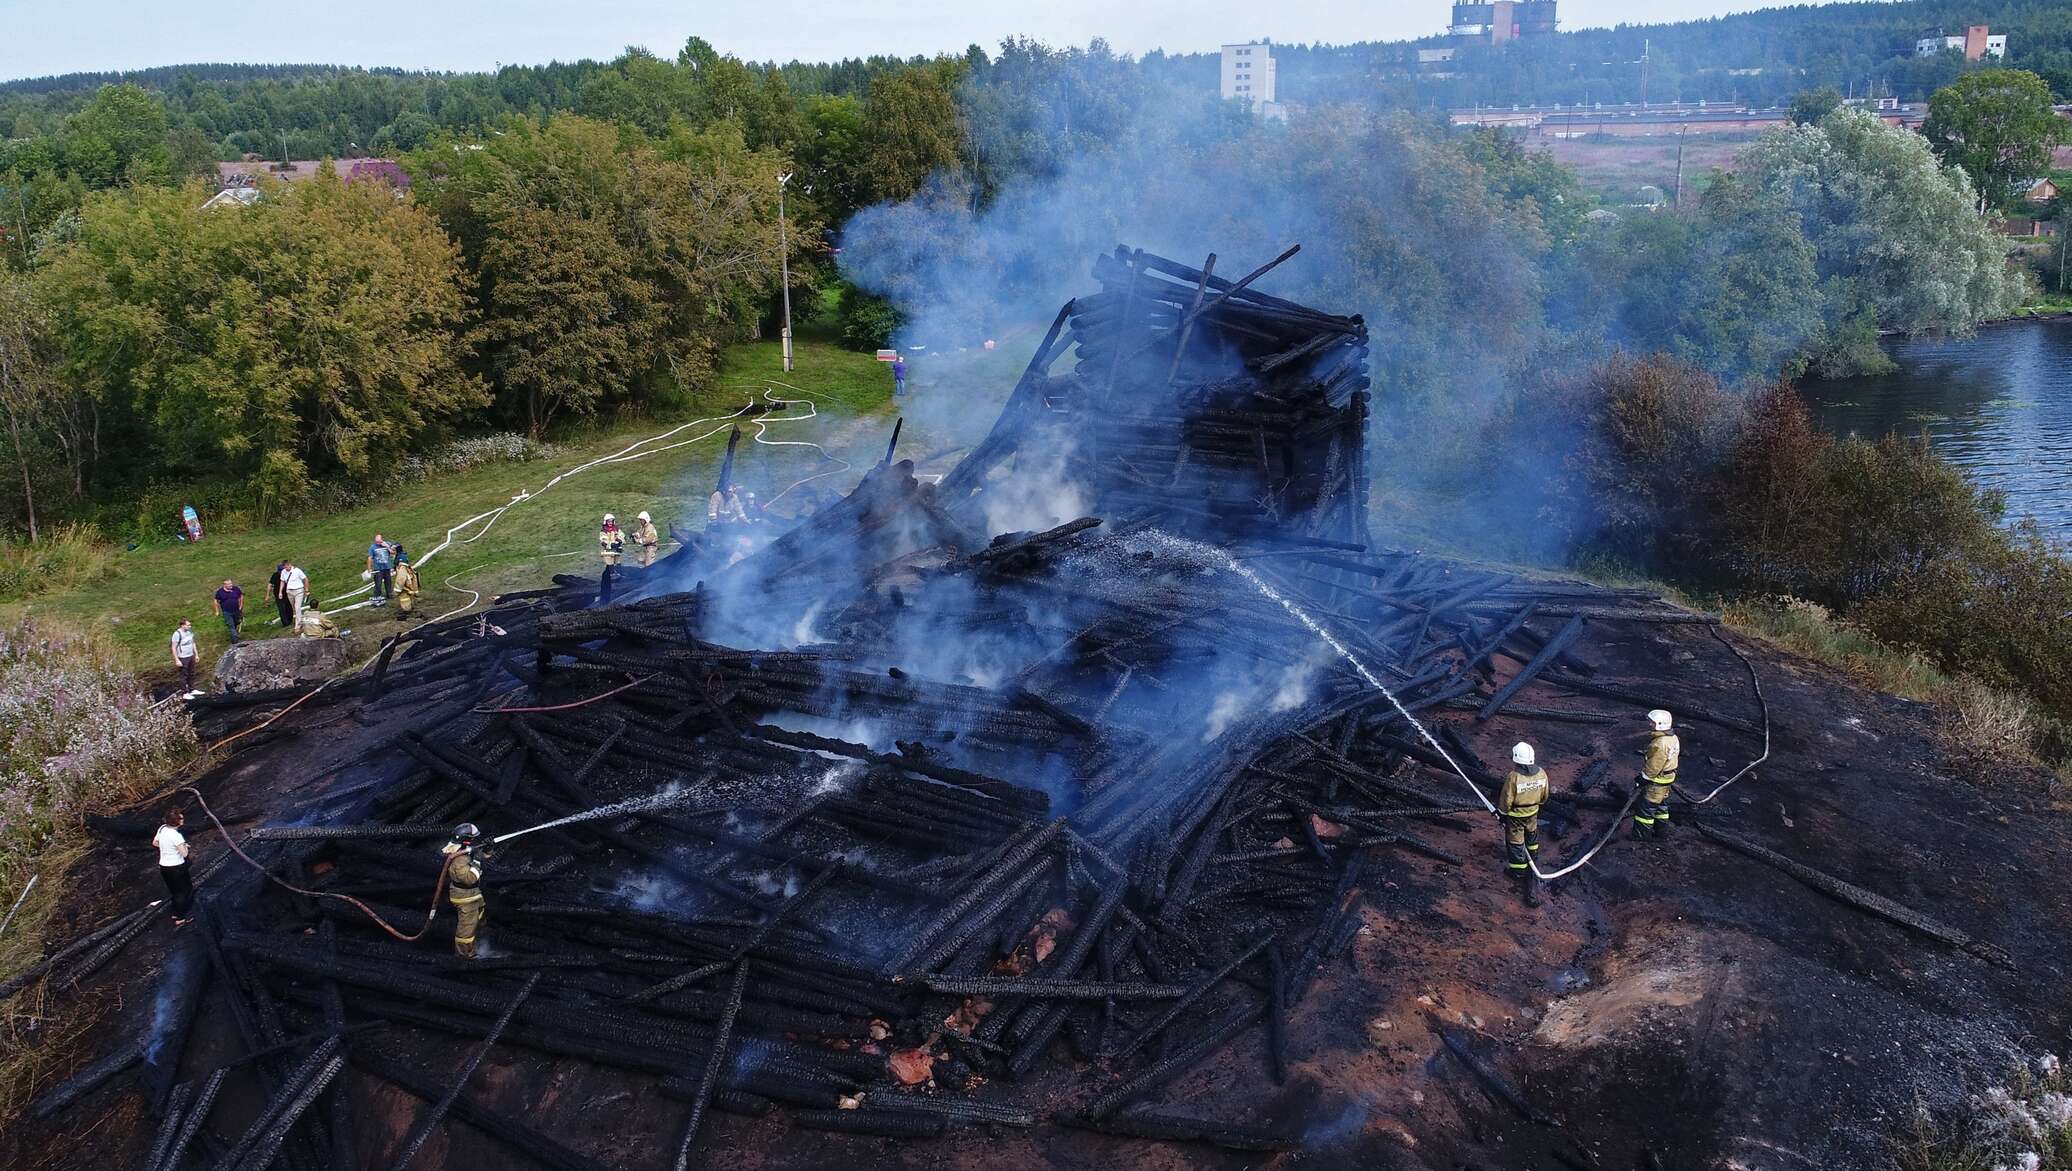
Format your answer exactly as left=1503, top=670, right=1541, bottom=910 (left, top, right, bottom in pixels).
left=937, top=245, right=1371, bottom=546
left=17, top=248, right=1766, bottom=1167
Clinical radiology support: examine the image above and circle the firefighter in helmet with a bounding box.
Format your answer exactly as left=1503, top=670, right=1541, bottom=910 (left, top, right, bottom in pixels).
left=443, top=823, right=487, bottom=958
left=1499, top=741, right=1548, bottom=907
left=1633, top=709, right=1680, bottom=841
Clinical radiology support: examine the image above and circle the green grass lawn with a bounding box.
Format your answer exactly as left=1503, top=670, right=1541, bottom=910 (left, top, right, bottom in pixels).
left=4, top=330, right=1026, bottom=676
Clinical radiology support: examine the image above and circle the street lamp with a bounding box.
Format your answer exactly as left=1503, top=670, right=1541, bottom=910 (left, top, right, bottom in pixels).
left=777, top=171, right=794, bottom=373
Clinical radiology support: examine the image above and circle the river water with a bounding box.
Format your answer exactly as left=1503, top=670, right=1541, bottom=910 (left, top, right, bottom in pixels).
left=1799, top=318, right=2072, bottom=540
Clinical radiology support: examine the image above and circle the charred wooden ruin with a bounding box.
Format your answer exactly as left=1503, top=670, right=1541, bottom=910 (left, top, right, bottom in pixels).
left=13, top=245, right=1944, bottom=1170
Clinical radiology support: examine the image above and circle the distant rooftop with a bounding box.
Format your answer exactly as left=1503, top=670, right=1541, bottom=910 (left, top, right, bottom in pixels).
left=214, top=158, right=408, bottom=189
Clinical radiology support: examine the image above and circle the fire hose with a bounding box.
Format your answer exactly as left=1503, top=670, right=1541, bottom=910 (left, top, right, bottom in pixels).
left=180, top=786, right=451, bottom=943
left=1678, top=624, right=1773, bottom=804
left=1412, top=623, right=1771, bottom=879
left=318, top=385, right=851, bottom=620
left=1212, top=543, right=1770, bottom=883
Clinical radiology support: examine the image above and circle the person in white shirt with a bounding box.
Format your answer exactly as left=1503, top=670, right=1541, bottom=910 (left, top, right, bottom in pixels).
left=154, top=808, right=193, bottom=925
left=281, top=561, right=309, bottom=621
left=169, top=619, right=199, bottom=696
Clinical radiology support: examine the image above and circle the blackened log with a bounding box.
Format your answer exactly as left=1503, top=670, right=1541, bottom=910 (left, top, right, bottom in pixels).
left=1696, top=824, right=2012, bottom=966
left=156, top=1069, right=226, bottom=1171
left=140, top=933, right=210, bottom=1112
left=1544, top=674, right=1764, bottom=737
left=920, top=976, right=1184, bottom=1000
left=1087, top=1001, right=1264, bottom=1120
left=1265, top=944, right=1288, bottom=1085
left=669, top=961, right=750, bottom=1170
left=1477, top=614, right=1586, bottom=721
left=209, top=1034, right=341, bottom=1168
left=1005, top=876, right=1131, bottom=1074
left=1062, top=1108, right=1300, bottom=1151
left=626, top=961, right=731, bottom=1004
left=0, top=903, right=156, bottom=1002
left=717, top=425, right=742, bottom=493
left=387, top=972, right=541, bottom=1171
left=885, top=819, right=1064, bottom=974
left=1112, top=932, right=1277, bottom=1062
left=907, top=856, right=1055, bottom=975
left=354, top=1053, right=617, bottom=1171
left=248, top=823, right=454, bottom=842
left=1440, top=1027, right=1555, bottom=1125
left=142, top=1079, right=195, bottom=1171
left=30, top=1037, right=144, bottom=1118
left=792, top=1108, right=947, bottom=1138
left=231, top=1052, right=345, bottom=1171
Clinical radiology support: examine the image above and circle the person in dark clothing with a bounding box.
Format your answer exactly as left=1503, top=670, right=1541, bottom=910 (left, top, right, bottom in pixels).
left=212, top=579, right=244, bottom=644
left=154, top=808, right=193, bottom=925
left=269, top=561, right=293, bottom=626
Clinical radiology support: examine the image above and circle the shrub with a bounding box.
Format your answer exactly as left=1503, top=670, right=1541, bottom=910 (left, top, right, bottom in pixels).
left=1854, top=523, right=2072, bottom=718
left=0, top=524, right=114, bottom=603
left=1518, top=357, right=2072, bottom=726
left=0, top=619, right=194, bottom=891
left=834, top=280, right=905, bottom=351
left=1936, top=677, right=2042, bottom=778
left=1898, top=1054, right=2072, bottom=1171
left=1723, top=595, right=1948, bottom=702
left=1503, top=352, right=1745, bottom=569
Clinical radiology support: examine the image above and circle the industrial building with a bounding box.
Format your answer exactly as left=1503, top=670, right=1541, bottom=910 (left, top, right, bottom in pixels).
left=1915, top=25, right=2007, bottom=60
left=1450, top=1, right=1559, bottom=44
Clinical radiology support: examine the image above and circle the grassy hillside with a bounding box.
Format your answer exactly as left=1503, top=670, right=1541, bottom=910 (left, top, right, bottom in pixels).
left=3, top=332, right=1024, bottom=675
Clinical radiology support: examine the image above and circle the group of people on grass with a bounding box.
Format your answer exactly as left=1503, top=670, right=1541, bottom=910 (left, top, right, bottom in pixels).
left=167, top=533, right=422, bottom=697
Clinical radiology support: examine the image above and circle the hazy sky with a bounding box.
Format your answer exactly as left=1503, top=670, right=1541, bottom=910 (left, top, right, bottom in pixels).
left=4, top=0, right=1793, bottom=82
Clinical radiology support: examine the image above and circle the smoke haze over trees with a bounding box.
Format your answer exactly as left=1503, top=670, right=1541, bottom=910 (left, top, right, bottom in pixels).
left=0, top=16, right=2065, bottom=723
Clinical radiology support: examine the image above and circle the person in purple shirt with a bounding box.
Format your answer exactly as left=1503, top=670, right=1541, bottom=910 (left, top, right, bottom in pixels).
left=891, top=355, right=907, bottom=397
left=211, top=579, right=244, bottom=644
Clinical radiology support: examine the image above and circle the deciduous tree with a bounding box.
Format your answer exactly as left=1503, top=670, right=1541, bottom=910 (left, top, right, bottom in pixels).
left=1924, top=69, right=2069, bottom=211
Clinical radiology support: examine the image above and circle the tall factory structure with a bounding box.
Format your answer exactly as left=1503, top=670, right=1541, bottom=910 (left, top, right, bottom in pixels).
left=1451, top=1, right=1559, bottom=44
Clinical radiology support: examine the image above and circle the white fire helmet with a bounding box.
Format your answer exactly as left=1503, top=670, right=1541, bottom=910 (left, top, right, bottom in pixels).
left=1511, top=742, right=1535, bottom=768
left=602, top=512, right=615, bottom=522
left=1647, top=708, right=1674, bottom=732
left=637, top=511, right=651, bottom=522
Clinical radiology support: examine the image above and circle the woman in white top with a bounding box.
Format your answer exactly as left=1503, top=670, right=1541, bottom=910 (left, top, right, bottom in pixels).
left=153, top=808, right=193, bottom=925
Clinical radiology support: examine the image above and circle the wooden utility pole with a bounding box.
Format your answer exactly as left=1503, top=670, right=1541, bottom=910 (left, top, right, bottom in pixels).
left=1673, top=126, right=1688, bottom=208
left=777, top=172, right=794, bottom=373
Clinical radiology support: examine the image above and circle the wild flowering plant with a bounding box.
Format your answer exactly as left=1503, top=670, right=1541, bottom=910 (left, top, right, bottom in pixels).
left=396, top=433, right=560, bottom=484
left=1904, top=1054, right=2072, bottom=1171
left=0, top=621, right=194, bottom=888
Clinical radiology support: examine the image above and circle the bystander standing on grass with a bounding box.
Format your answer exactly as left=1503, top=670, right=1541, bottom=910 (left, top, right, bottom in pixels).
left=267, top=560, right=291, bottom=627
left=168, top=619, right=198, bottom=697
left=280, top=560, right=308, bottom=621
left=366, top=532, right=395, bottom=607
left=211, top=579, right=243, bottom=644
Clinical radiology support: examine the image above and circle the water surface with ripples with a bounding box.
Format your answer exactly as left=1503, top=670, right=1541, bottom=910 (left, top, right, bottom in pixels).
left=1800, top=318, right=2072, bottom=540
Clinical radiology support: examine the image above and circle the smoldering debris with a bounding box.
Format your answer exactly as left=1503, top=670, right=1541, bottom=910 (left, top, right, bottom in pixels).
left=28, top=246, right=1780, bottom=1166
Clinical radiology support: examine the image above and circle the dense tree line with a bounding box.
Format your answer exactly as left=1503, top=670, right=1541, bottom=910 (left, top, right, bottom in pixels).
left=1254, top=0, right=2072, bottom=109
left=0, top=38, right=957, bottom=529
